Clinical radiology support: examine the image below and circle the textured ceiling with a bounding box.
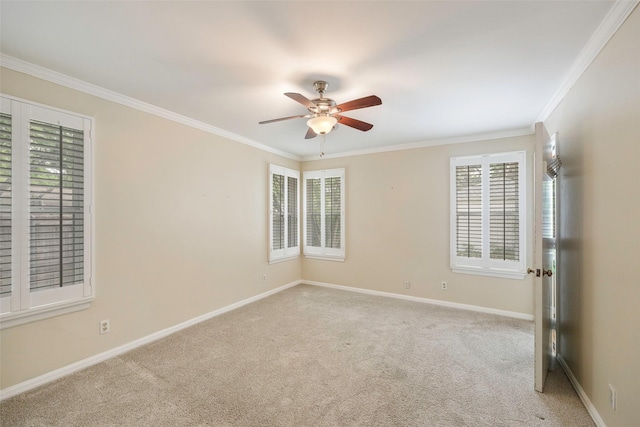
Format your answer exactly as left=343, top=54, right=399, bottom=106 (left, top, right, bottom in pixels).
left=0, top=1, right=621, bottom=158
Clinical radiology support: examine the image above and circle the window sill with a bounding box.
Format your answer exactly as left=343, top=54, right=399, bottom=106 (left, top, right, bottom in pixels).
left=304, top=255, right=345, bottom=262
left=268, top=255, right=300, bottom=265
left=0, top=297, right=94, bottom=330
left=451, top=266, right=526, bottom=280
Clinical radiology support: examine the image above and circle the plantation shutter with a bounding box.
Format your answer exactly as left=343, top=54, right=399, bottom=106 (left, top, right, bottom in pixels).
left=268, top=165, right=299, bottom=262
left=455, top=164, right=482, bottom=258
left=306, top=177, right=321, bottom=248
left=489, top=162, right=519, bottom=261
left=287, top=175, right=298, bottom=248
left=272, top=172, right=284, bottom=251
left=1, top=97, right=93, bottom=326
left=303, top=169, right=345, bottom=260
left=451, top=151, right=525, bottom=278
left=29, top=120, right=85, bottom=291
left=325, top=176, right=341, bottom=249
left=0, top=112, right=11, bottom=296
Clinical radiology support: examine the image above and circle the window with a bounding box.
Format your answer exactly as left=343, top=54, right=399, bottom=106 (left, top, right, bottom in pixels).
left=450, top=151, right=526, bottom=279
left=269, top=164, right=299, bottom=262
left=0, top=96, right=93, bottom=329
left=303, top=168, right=345, bottom=261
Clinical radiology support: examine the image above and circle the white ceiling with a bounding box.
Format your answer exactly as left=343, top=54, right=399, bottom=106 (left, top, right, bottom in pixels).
left=0, top=1, right=625, bottom=159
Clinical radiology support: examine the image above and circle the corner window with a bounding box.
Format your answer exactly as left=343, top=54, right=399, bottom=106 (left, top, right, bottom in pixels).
left=1, top=95, right=94, bottom=329
left=450, top=151, right=526, bottom=279
left=303, top=168, right=345, bottom=261
left=269, top=164, right=299, bottom=262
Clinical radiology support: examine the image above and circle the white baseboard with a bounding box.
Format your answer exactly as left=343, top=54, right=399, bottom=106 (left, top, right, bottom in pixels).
left=303, top=280, right=535, bottom=321
left=0, top=280, right=302, bottom=401
left=556, top=354, right=605, bottom=427
left=1, top=279, right=532, bottom=400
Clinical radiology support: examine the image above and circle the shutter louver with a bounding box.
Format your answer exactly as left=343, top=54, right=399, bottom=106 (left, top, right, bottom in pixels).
left=325, top=176, right=341, bottom=249
left=272, top=173, right=284, bottom=251
left=456, top=165, right=482, bottom=258
left=30, top=120, right=84, bottom=291
left=306, top=178, right=321, bottom=248
left=287, top=176, right=298, bottom=248
left=489, top=162, right=519, bottom=261
left=0, top=113, right=11, bottom=296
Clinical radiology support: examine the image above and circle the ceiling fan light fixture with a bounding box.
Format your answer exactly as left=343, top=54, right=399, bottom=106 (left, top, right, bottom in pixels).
left=307, top=115, right=337, bottom=135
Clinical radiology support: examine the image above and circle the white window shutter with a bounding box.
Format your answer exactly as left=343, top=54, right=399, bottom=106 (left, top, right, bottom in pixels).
left=29, top=119, right=85, bottom=291
left=489, top=161, right=520, bottom=261
left=287, top=175, right=298, bottom=250
left=271, top=171, right=285, bottom=251
left=269, top=164, right=299, bottom=263
left=451, top=152, right=525, bottom=279
left=0, top=96, right=94, bottom=326
left=305, top=177, right=321, bottom=249
left=303, top=168, right=345, bottom=261
left=0, top=111, right=11, bottom=300
left=455, top=164, right=482, bottom=259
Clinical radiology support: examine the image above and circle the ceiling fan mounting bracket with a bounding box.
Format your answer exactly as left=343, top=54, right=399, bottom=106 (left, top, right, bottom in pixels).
left=313, top=80, right=329, bottom=96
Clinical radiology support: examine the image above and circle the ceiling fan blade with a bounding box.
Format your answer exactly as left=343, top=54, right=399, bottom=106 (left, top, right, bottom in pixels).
left=336, top=95, right=382, bottom=113
left=305, top=127, right=317, bottom=139
left=335, top=115, right=374, bottom=132
left=259, top=114, right=309, bottom=125
left=285, top=92, right=317, bottom=109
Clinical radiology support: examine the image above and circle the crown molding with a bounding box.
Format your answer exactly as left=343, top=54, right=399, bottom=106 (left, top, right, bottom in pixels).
left=302, top=127, right=534, bottom=161
left=3, top=0, right=634, bottom=163
left=536, top=0, right=639, bottom=122
left=0, top=54, right=301, bottom=161
left=3, top=53, right=531, bottom=163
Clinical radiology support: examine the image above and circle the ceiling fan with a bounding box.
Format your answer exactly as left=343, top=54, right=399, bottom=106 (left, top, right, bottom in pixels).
left=259, top=81, right=382, bottom=139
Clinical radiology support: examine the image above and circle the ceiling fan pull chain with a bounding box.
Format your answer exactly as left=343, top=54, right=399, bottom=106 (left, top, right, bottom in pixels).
left=320, top=134, right=326, bottom=158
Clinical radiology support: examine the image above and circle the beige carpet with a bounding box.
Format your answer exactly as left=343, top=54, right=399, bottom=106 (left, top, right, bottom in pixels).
left=1, top=284, right=594, bottom=426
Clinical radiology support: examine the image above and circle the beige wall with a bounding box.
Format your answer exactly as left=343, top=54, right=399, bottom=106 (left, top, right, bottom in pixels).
left=302, top=134, right=535, bottom=315
left=0, top=68, right=301, bottom=389
left=544, top=6, right=640, bottom=426
left=1, top=64, right=537, bottom=392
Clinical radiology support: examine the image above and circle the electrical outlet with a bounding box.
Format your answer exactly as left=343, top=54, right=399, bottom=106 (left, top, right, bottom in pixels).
left=99, top=319, right=110, bottom=335
left=403, top=280, right=410, bottom=289
left=441, top=281, right=448, bottom=290
left=262, top=274, right=267, bottom=283
left=608, top=384, right=617, bottom=410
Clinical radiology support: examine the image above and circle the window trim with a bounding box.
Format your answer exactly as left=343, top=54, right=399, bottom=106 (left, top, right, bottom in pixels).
left=450, top=151, right=526, bottom=280
left=303, top=168, right=346, bottom=262
left=0, top=94, right=94, bottom=330
left=268, top=164, right=300, bottom=263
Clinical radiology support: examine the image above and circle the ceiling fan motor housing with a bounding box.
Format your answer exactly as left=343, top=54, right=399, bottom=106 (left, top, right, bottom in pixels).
left=310, top=98, right=337, bottom=115
left=310, top=81, right=338, bottom=114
